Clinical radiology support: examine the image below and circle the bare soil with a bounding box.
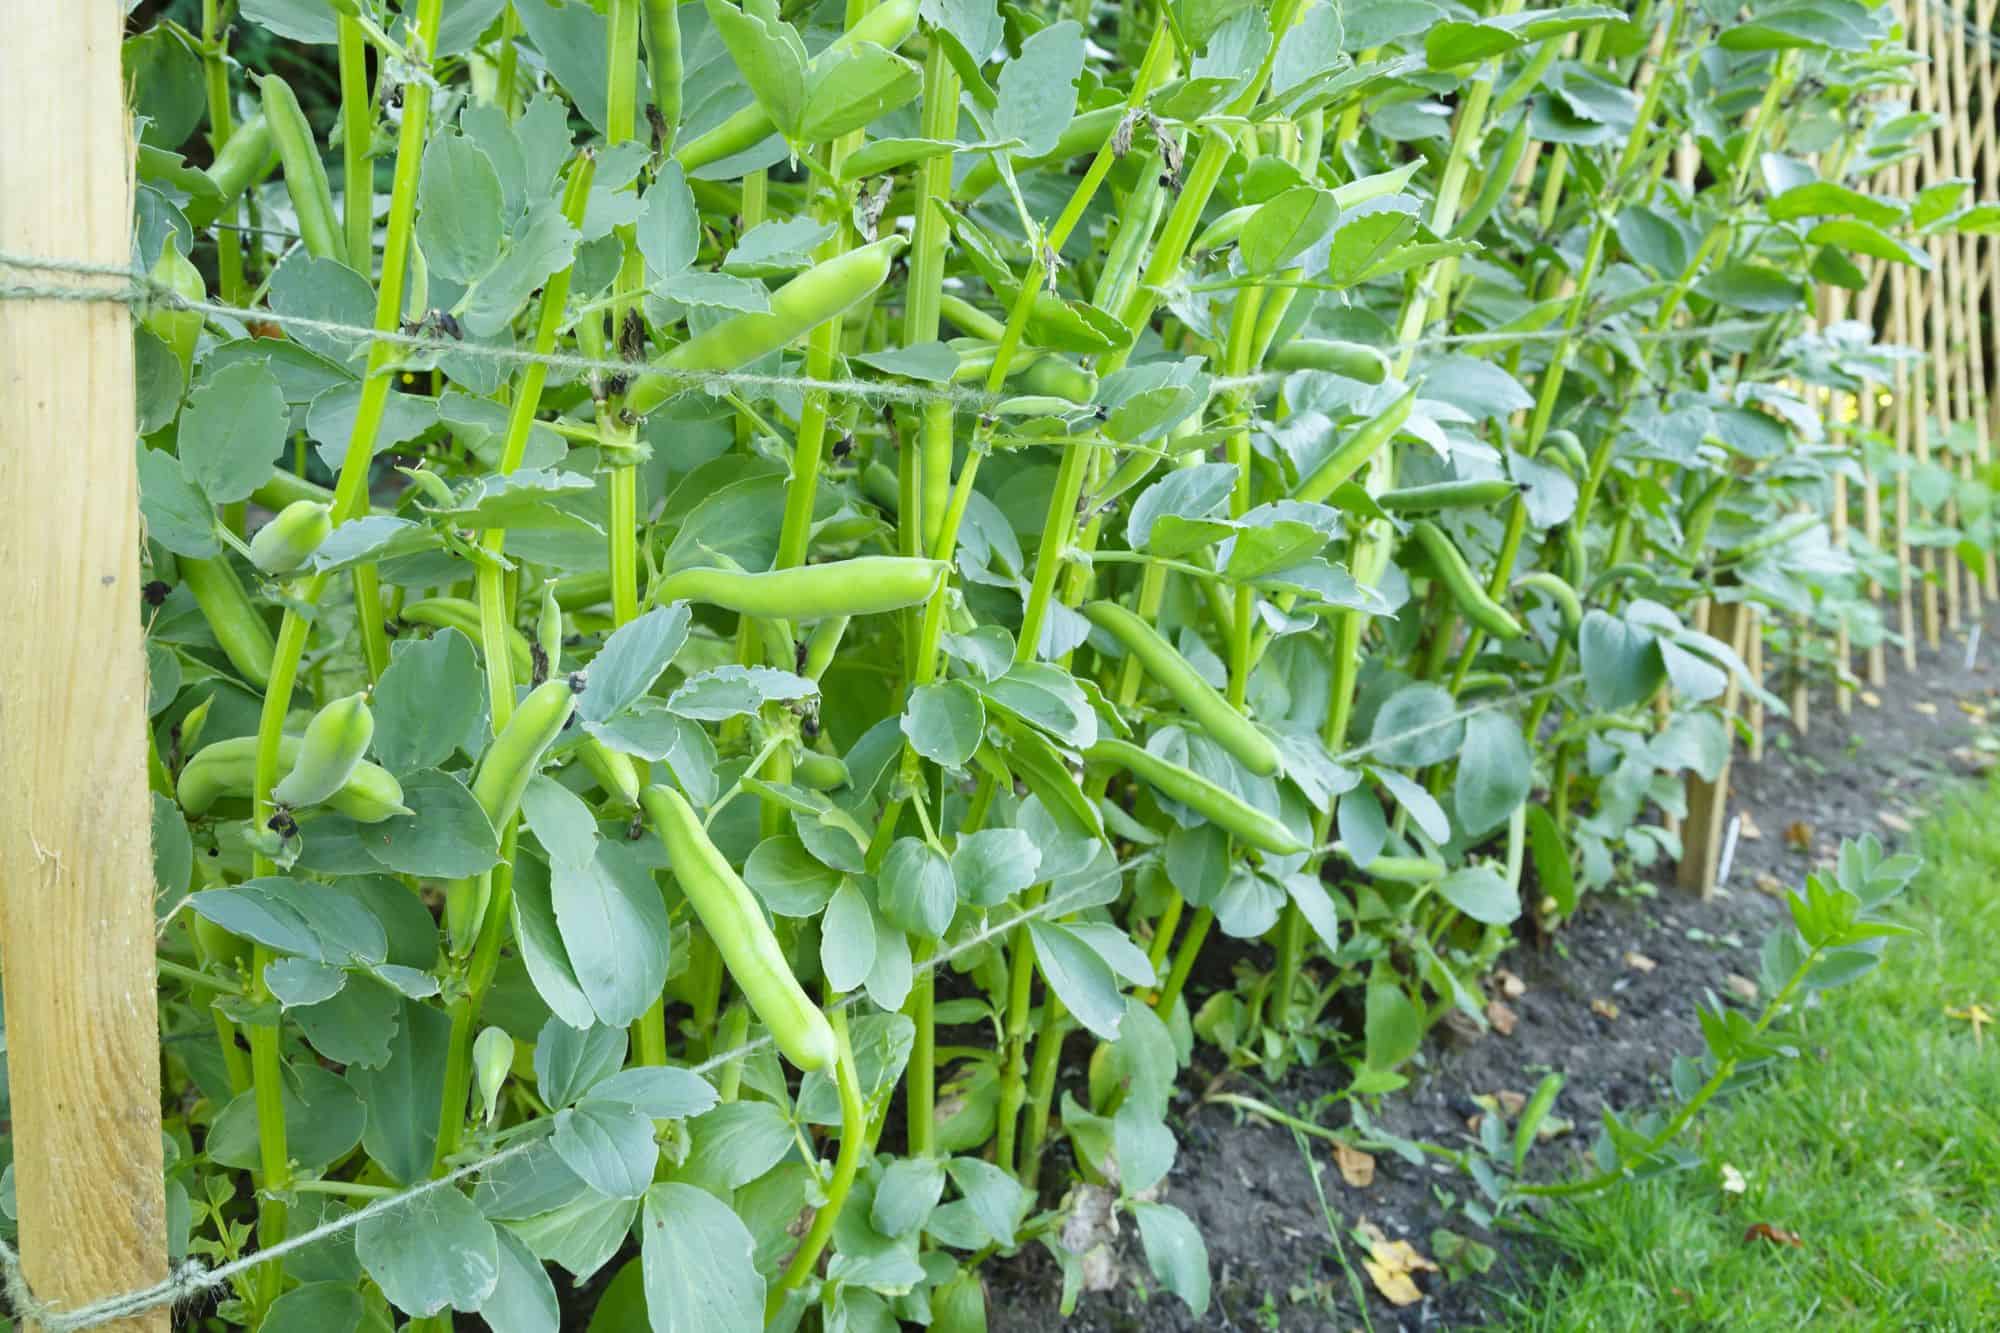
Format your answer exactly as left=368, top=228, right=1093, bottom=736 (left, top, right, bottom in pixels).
left=985, top=616, right=2000, bottom=1333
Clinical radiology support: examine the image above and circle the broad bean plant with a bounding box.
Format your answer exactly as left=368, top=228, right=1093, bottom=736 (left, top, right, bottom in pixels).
left=25, top=0, right=1986, bottom=1326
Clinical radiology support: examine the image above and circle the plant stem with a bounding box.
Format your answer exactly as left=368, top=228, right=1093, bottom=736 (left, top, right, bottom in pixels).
left=337, top=15, right=373, bottom=271
left=767, top=1008, right=865, bottom=1319
left=1154, top=906, right=1213, bottom=1016
left=200, top=0, right=244, bottom=304
left=1017, top=993, right=1068, bottom=1190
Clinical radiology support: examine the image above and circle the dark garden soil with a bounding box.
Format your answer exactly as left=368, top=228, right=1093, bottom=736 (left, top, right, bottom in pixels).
left=984, top=611, right=2000, bottom=1333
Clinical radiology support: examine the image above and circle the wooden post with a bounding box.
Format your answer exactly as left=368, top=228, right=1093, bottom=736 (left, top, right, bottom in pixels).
left=1746, top=605, right=1765, bottom=762
left=0, top=4, right=169, bottom=1331
left=1679, top=599, right=1752, bottom=897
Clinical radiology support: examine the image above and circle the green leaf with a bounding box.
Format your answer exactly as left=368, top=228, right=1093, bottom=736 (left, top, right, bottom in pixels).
left=480, top=1227, right=562, bottom=1333
left=461, top=198, right=582, bottom=337
left=1029, top=921, right=1125, bottom=1040
left=705, top=0, right=810, bottom=139
left=802, top=42, right=923, bottom=142
left=1242, top=186, right=1339, bottom=274
left=902, top=680, right=985, bottom=768
left=973, top=663, right=1096, bottom=749
left=871, top=1156, right=947, bottom=1236
left=1717, top=0, right=1878, bottom=52
left=363, top=769, right=500, bottom=878
left=554, top=1102, right=661, bottom=1200
left=1579, top=610, right=1664, bottom=709
left=554, top=842, right=674, bottom=1028
left=1806, top=218, right=1932, bottom=270
left=681, top=1102, right=793, bottom=1190
left=950, top=827, right=1041, bottom=907
left=1525, top=804, right=1575, bottom=915
left=1766, top=180, right=1903, bottom=226
left=641, top=1183, right=767, bottom=1333
left=534, top=1018, right=629, bottom=1108
left=521, top=773, right=601, bottom=869
left=357, top=1185, right=499, bottom=1317
left=138, top=446, right=218, bottom=557
left=855, top=340, right=961, bottom=382
left=419, top=133, right=506, bottom=282
left=260, top=1282, right=365, bottom=1332
left=945, top=1157, right=1031, bottom=1248
left=580, top=605, right=692, bottom=724
left=820, top=879, right=877, bottom=992
left=1436, top=864, right=1520, bottom=925
left=994, top=21, right=1085, bottom=157
left=668, top=665, right=816, bottom=721
left=181, top=361, right=286, bottom=504
left=209, top=1063, right=365, bottom=1172
left=1453, top=711, right=1531, bottom=836
left=512, top=851, right=598, bottom=1029
left=744, top=835, right=842, bottom=916
left=349, top=998, right=453, bottom=1183
left=638, top=164, right=701, bottom=278
left=1370, top=682, right=1464, bottom=767
left=1365, top=981, right=1422, bottom=1070
left=372, top=629, right=483, bottom=775
left=878, top=837, right=958, bottom=938
left=1131, top=1201, right=1210, bottom=1314
left=1129, top=463, right=1236, bottom=549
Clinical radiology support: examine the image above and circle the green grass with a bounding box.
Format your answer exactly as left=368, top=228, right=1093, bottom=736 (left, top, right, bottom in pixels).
left=1488, top=779, right=2000, bottom=1332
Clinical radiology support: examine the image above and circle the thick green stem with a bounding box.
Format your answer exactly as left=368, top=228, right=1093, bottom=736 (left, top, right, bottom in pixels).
left=994, top=886, right=1045, bottom=1172
left=1153, top=907, right=1213, bottom=1017
left=906, top=941, right=936, bottom=1157
left=200, top=0, right=244, bottom=304
left=1018, top=993, right=1068, bottom=1189
left=338, top=16, right=373, bottom=270
left=768, top=1010, right=866, bottom=1319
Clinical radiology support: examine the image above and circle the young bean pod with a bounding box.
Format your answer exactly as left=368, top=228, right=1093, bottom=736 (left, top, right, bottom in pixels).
left=257, top=73, right=346, bottom=264
left=181, top=556, right=276, bottom=688
left=656, top=556, right=946, bottom=620
left=248, top=500, right=333, bottom=575
left=640, top=785, right=838, bottom=1072
left=177, top=735, right=408, bottom=821
left=271, top=691, right=375, bottom=808
left=470, top=677, right=576, bottom=830
left=1267, top=339, right=1390, bottom=384
left=1513, top=571, right=1583, bottom=636
left=1083, top=601, right=1280, bottom=776
left=1084, top=737, right=1306, bottom=856
left=1294, top=386, right=1416, bottom=505
left=1377, top=478, right=1521, bottom=514
left=1408, top=521, right=1525, bottom=641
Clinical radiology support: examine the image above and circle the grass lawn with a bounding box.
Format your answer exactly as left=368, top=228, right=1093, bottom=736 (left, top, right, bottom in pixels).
left=1489, top=779, right=2000, bottom=1331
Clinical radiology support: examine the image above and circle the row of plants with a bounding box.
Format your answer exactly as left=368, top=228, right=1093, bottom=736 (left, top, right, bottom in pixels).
left=18, top=0, right=1989, bottom=1327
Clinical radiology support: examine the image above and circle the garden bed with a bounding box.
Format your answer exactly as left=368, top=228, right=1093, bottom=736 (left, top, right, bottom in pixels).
left=986, top=613, right=2000, bottom=1332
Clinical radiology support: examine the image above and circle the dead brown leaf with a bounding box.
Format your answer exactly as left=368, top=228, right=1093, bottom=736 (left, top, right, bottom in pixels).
left=1486, top=998, right=1519, bottom=1036
left=1334, top=1142, right=1376, bottom=1188
left=1879, top=810, right=1914, bottom=834
left=1624, top=950, right=1657, bottom=974
left=1495, top=1089, right=1526, bottom=1116
left=1753, top=871, right=1785, bottom=898
left=1591, top=998, right=1621, bottom=1021
left=1356, top=1221, right=1438, bottom=1307
left=1784, top=821, right=1813, bottom=851
left=1860, top=689, right=1882, bottom=708
left=1494, top=968, right=1527, bottom=998
left=1914, top=701, right=1939, bottom=717
left=1739, top=811, right=1763, bottom=841
left=1744, top=1222, right=1804, bottom=1248
left=1725, top=974, right=1760, bottom=1004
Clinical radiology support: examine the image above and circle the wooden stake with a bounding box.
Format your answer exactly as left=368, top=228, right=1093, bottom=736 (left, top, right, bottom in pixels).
left=1746, top=604, right=1765, bottom=761
left=1679, top=599, right=1752, bottom=897
left=0, top=5, right=168, bottom=1331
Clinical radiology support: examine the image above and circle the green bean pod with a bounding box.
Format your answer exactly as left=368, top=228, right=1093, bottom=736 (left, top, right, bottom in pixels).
left=579, top=742, right=642, bottom=806
left=1083, top=601, right=1280, bottom=776
left=656, top=556, right=946, bottom=620
left=1513, top=571, right=1583, bottom=636
left=143, top=244, right=205, bottom=376
left=401, top=597, right=533, bottom=678
left=272, top=691, right=375, bottom=808
left=953, top=104, right=1125, bottom=201
left=258, top=73, right=346, bottom=264
left=630, top=237, right=906, bottom=407
left=535, top=582, right=564, bottom=679
left=1376, top=478, right=1521, bottom=513
left=1084, top=737, right=1306, bottom=856
left=177, top=735, right=408, bottom=822
left=1407, top=521, right=1524, bottom=640
left=186, top=113, right=276, bottom=229
left=248, top=500, right=333, bottom=574
left=641, top=785, right=838, bottom=1072
left=181, top=556, right=276, bottom=688
left=801, top=615, right=850, bottom=681
left=643, top=0, right=683, bottom=153
left=1267, top=339, right=1390, bottom=384
left=1294, top=386, right=1416, bottom=505
left=1718, top=511, right=1819, bottom=562
left=675, top=0, right=920, bottom=171
left=1019, top=355, right=1098, bottom=404
left=471, top=678, right=576, bottom=830
left=981, top=723, right=1103, bottom=839
left=1362, top=854, right=1446, bottom=884
left=793, top=749, right=850, bottom=791
left=1537, top=428, right=1589, bottom=476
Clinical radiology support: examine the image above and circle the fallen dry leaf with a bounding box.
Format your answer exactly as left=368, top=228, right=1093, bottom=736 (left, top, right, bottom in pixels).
left=1334, top=1142, right=1377, bottom=1188
left=1913, top=701, right=1938, bottom=716
left=1739, top=811, right=1763, bottom=841
left=1356, top=1222, right=1438, bottom=1307
left=1784, top=821, right=1813, bottom=851
left=1744, top=1222, right=1804, bottom=1247
left=1485, top=998, right=1519, bottom=1036
left=1494, top=968, right=1527, bottom=998
left=1496, top=1089, right=1526, bottom=1116
left=1946, top=1002, right=1994, bottom=1048
left=1591, top=998, right=1621, bottom=1021
left=1753, top=871, right=1785, bottom=898
left=1725, top=974, right=1760, bottom=1004
left=1879, top=810, right=1914, bottom=834
left=1956, top=699, right=1987, bottom=720
left=1624, top=950, right=1657, bottom=974
left=1860, top=689, right=1882, bottom=708
left=1721, top=1163, right=1748, bottom=1195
